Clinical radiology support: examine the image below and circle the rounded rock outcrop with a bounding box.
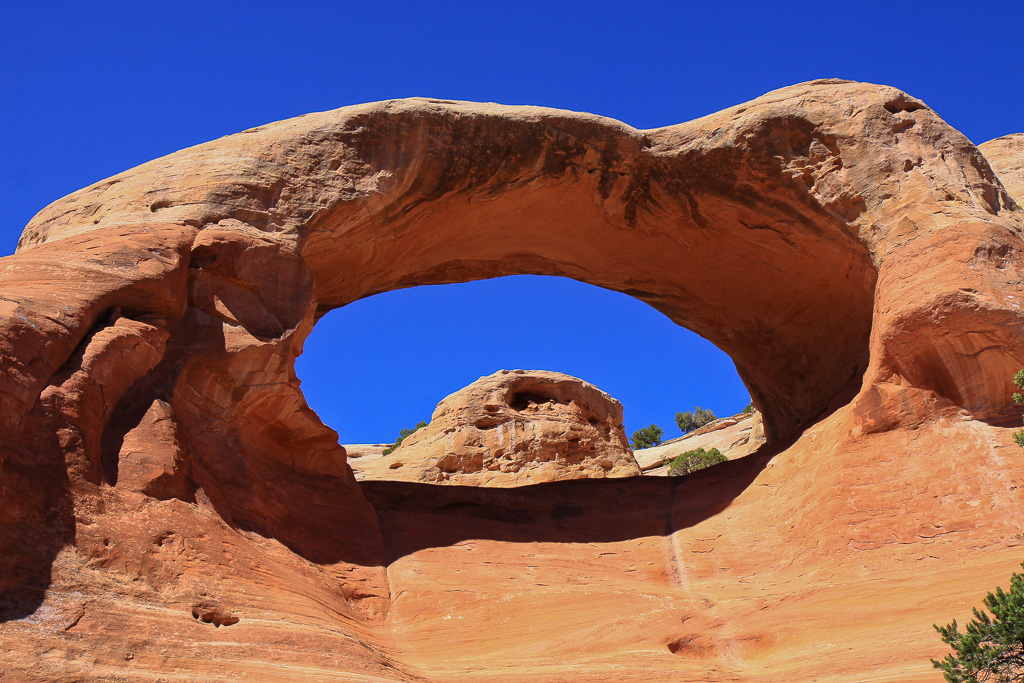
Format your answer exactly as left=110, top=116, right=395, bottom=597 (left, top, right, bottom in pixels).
left=360, top=370, right=639, bottom=485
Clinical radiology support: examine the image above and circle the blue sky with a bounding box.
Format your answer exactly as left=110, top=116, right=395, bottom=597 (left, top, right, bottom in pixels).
left=2, top=1, right=1022, bottom=443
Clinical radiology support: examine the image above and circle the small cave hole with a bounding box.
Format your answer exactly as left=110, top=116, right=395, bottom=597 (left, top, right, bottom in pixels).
left=191, top=603, right=239, bottom=627
left=667, top=634, right=712, bottom=657
left=510, top=391, right=555, bottom=411
left=188, top=245, right=218, bottom=270
left=883, top=98, right=925, bottom=114
left=149, top=199, right=173, bottom=213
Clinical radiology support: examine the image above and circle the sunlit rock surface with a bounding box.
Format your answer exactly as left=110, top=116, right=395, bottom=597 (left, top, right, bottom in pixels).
left=351, top=369, right=639, bottom=485
left=2, top=80, right=1024, bottom=681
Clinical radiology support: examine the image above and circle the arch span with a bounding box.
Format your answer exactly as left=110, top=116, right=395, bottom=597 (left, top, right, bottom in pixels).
left=13, top=80, right=1022, bottom=476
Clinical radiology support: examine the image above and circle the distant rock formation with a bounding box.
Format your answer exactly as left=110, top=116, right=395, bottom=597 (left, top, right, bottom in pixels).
left=981, top=133, right=1024, bottom=206
left=634, top=410, right=766, bottom=474
left=352, top=370, right=639, bottom=485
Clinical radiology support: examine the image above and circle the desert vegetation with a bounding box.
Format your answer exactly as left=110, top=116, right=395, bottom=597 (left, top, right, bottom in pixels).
left=675, top=406, right=717, bottom=434
left=664, top=447, right=727, bottom=476
left=932, top=561, right=1024, bottom=681
left=630, top=424, right=663, bottom=450
left=930, top=370, right=1024, bottom=681
left=382, top=420, right=427, bottom=456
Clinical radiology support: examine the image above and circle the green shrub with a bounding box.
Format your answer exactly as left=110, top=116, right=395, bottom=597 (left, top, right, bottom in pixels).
left=931, top=561, right=1024, bottom=682
left=1014, top=369, right=1024, bottom=449
left=631, top=424, right=663, bottom=450
left=675, top=406, right=717, bottom=434
left=742, top=401, right=754, bottom=414
left=665, top=447, right=727, bottom=476
left=382, top=420, right=427, bottom=456
left=930, top=369, right=1024, bottom=681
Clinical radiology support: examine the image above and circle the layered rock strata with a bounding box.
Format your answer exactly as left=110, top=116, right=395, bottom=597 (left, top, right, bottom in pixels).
left=1, top=81, right=1023, bottom=680
left=355, top=369, right=639, bottom=485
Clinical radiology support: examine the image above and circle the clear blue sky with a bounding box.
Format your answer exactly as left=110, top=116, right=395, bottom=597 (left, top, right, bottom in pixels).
left=2, top=2, right=1021, bottom=443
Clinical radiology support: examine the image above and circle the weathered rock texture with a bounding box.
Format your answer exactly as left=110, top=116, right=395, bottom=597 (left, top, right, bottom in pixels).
left=981, top=133, right=1024, bottom=205
left=2, top=80, right=1024, bottom=681
left=355, top=369, right=639, bottom=485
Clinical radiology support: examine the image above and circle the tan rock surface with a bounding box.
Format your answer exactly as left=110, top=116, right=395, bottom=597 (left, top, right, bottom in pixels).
left=981, top=133, right=1024, bottom=205
left=354, top=369, right=639, bottom=485
left=634, top=410, right=766, bottom=473
left=1, top=81, right=1024, bottom=680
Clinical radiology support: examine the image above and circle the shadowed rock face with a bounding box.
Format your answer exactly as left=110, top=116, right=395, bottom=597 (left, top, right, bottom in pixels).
left=361, top=369, right=639, bottom=485
left=1, top=81, right=1024, bottom=681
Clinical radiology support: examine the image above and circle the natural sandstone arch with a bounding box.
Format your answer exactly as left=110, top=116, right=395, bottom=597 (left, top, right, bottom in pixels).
left=13, top=79, right=1023, bottom=471
left=2, top=78, right=1024, bottom=680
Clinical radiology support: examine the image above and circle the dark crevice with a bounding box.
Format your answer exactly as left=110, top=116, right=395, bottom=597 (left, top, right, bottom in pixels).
left=884, top=97, right=926, bottom=114
left=510, top=391, right=558, bottom=411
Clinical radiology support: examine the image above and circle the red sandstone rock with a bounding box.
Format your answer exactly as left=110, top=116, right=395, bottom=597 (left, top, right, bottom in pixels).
left=354, top=369, right=639, bottom=485
left=1, top=80, right=1023, bottom=681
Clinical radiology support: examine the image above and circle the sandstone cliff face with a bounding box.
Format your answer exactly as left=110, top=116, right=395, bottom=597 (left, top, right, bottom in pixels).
left=1, top=81, right=1023, bottom=681
left=355, top=370, right=639, bottom=485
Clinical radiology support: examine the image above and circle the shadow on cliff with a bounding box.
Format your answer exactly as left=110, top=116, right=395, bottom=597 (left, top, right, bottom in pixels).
left=0, top=433, right=76, bottom=623
left=360, top=438, right=792, bottom=564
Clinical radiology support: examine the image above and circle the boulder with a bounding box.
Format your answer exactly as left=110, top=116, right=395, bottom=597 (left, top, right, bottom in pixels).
left=353, top=370, right=639, bottom=485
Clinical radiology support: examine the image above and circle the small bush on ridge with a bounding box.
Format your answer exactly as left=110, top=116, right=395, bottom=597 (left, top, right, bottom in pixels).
left=676, top=407, right=717, bottom=434
left=1014, top=369, right=1024, bottom=449
left=382, top=420, right=427, bottom=456
left=665, top=447, right=727, bottom=476
left=631, top=424, right=664, bottom=450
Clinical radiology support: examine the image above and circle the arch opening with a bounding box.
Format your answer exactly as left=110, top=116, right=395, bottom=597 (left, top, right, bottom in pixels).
left=295, top=274, right=753, bottom=447
left=300, top=187, right=879, bottom=444
left=280, top=99, right=881, bottom=443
